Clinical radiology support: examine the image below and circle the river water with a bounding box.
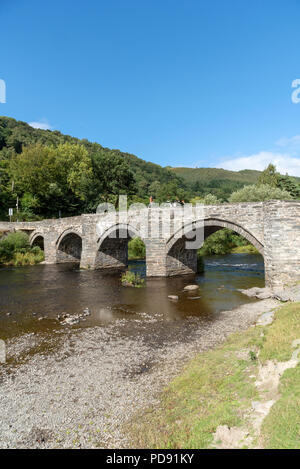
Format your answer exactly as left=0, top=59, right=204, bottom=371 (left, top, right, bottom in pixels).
left=0, top=253, right=264, bottom=342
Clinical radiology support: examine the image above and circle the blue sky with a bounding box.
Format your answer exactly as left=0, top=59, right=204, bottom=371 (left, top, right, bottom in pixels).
left=1, top=0, right=300, bottom=174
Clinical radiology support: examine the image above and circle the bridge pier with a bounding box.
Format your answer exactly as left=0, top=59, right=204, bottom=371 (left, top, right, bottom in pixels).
left=146, top=239, right=167, bottom=276
left=43, top=233, right=58, bottom=264
left=264, top=201, right=300, bottom=288
left=145, top=238, right=198, bottom=277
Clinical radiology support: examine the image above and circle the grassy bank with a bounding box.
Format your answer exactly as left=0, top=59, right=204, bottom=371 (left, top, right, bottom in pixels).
left=129, top=302, right=300, bottom=449
left=231, top=244, right=259, bottom=254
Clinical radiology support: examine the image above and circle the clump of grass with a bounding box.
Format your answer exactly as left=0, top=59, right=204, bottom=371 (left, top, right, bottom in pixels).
left=12, top=249, right=44, bottom=266
left=249, top=350, right=257, bottom=361
left=121, top=270, right=145, bottom=287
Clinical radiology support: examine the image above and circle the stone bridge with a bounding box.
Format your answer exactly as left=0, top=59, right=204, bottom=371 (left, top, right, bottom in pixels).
left=1, top=200, right=300, bottom=288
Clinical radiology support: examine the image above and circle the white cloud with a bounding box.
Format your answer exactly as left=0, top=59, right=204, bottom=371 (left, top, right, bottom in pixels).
left=217, top=151, right=300, bottom=177
left=276, top=135, right=300, bottom=148
left=28, top=119, right=52, bottom=130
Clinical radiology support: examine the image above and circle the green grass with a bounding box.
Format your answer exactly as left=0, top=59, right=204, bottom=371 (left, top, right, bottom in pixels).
left=12, top=250, right=45, bottom=266
left=128, top=302, right=300, bottom=449
left=261, top=366, right=300, bottom=448
left=259, top=303, right=300, bottom=449
left=129, top=327, right=262, bottom=448
left=231, top=245, right=259, bottom=254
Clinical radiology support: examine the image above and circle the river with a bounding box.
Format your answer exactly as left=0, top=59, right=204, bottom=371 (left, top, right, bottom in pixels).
left=0, top=253, right=264, bottom=342
left=0, top=252, right=268, bottom=448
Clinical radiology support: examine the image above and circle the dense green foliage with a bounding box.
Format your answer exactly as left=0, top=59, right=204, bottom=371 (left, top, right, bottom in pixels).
left=172, top=165, right=300, bottom=202
left=0, top=116, right=185, bottom=219
left=128, top=237, right=146, bottom=259
left=0, top=231, right=44, bottom=265
left=171, top=167, right=262, bottom=201
left=199, top=229, right=250, bottom=256
left=229, top=183, right=292, bottom=203
left=121, top=270, right=145, bottom=287
left=1, top=116, right=300, bottom=223
left=190, top=194, right=221, bottom=205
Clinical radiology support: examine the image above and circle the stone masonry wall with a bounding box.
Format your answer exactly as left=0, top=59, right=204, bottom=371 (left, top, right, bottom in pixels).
left=1, top=201, right=300, bottom=287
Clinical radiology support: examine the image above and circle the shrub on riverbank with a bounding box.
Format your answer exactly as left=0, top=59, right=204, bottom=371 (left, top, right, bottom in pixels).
left=128, top=302, right=300, bottom=449
left=128, top=237, right=146, bottom=260
left=0, top=232, right=44, bottom=265
left=231, top=245, right=259, bottom=254
left=13, top=248, right=45, bottom=266
left=199, top=228, right=251, bottom=256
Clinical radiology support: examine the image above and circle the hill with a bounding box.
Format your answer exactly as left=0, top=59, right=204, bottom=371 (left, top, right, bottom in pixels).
left=170, top=167, right=261, bottom=184
left=0, top=115, right=182, bottom=193
left=169, top=167, right=300, bottom=201
left=168, top=167, right=261, bottom=200
left=1, top=115, right=297, bottom=220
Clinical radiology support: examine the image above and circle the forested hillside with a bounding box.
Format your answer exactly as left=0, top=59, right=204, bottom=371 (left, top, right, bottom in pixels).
left=171, top=167, right=261, bottom=184
left=170, top=167, right=261, bottom=200
left=0, top=116, right=299, bottom=221
left=0, top=116, right=185, bottom=220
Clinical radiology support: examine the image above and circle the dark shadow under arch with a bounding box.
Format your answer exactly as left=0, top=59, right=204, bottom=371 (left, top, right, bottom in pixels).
left=95, top=224, right=144, bottom=270
left=167, top=218, right=264, bottom=255
left=30, top=233, right=45, bottom=250
left=57, top=231, right=82, bottom=263
left=166, top=218, right=264, bottom=277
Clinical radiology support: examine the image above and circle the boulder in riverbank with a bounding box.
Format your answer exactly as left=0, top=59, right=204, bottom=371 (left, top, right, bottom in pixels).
left=239, top=285, right=300, bottom=303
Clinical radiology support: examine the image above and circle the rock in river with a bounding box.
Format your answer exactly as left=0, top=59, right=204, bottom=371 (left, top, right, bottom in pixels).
left=183, top=285, right=199, bottom=291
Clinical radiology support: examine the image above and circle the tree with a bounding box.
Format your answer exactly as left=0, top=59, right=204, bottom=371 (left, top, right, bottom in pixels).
left=277, top=174, right=300, bottom=199
left=229, top=184, right=292, bottom=203
left=86, top=150, right=136, bottom=210
left=156, top=181, right=186, bottom=203
left=148, top=180, right=161, bottom=198
left=256, top=163, right=300, bottom=199
left=10, top=143, right=92, bottom=217
left=190, top=194, right=221, bottom=205
left=257, top=164, right=279, bottom=187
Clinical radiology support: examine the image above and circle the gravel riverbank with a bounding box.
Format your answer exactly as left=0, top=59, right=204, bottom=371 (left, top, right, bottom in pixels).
left=0, top=298, right=279, bottom=449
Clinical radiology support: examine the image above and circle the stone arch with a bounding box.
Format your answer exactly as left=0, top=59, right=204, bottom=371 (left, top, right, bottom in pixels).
left=95, top=223, right=144, bottom=269
left=97, top=223, right=144, bottom=248
left=56, top=229, right=82, bottom=263
left=166, top=218, right=264, bottom=255
left=165, top=218, right=264, bottom=277
left=29, top=232, right=45, bottom=250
